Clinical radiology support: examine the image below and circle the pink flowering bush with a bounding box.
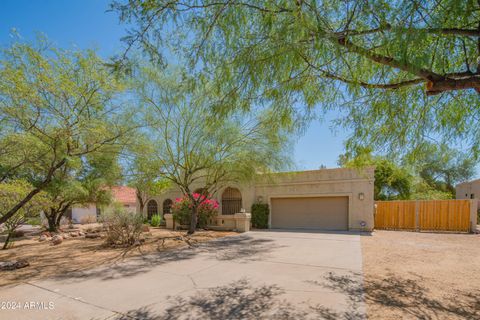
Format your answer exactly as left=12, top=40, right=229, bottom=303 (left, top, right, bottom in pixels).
left=171, top=193, right=219, bottom=228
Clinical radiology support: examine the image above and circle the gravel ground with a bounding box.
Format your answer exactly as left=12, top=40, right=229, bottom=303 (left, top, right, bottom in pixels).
left=361, top=230, right=480, bottom=319
left=0, top=228, right=235, bottom=287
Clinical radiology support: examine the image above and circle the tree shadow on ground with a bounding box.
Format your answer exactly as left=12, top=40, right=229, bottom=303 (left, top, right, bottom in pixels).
left=111, top=278, right=364, bottom=320
left=54, top=235, right=279, bottom=282
left=317, top=271, right=480, bottom=319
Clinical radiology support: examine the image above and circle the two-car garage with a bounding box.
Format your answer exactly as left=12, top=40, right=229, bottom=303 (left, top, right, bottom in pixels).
left=270, top=196, right=349, bottom=230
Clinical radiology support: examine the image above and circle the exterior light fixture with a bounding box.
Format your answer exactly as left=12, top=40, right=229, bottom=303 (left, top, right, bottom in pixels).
left=358, top=193, right=365, bottom=200
left=360, top=221, right=366, bottom=228
left=257, top=196, right=263, bottom=203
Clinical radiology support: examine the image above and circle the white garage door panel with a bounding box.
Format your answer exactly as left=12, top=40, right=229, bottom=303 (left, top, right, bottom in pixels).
left=271, top=197, right=348, bottom=230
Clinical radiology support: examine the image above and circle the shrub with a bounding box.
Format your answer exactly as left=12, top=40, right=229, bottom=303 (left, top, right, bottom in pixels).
left=25, top=217, right=41, bottom=226
left=251, top=203, right=269, bottom=229
left=171, top=193, right=219, bottom=228
left=100, top=207, right=144, bottom=246
left=150, top=214, right=162, bottom=227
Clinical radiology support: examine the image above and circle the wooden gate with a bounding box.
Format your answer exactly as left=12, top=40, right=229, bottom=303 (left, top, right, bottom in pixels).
left=375, top=199, right=473, bottom=232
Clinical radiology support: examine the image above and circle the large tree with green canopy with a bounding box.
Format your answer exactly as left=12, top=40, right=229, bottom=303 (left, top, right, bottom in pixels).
left=0, top=37, right=133, bottom=225
left=133, top=67, right=290, bottom=234
left=112, top=0, right=480, bottom=157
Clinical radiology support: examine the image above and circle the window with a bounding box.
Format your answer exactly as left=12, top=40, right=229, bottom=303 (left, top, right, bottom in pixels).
left=96, top=207, right=101, bottom=218
left=147, top=200, right=158, bottom=219
left=471, top=194, right=475, bottom=199
left=221, top=187, right=242, bottom=215
left=163, top=199, right=173, bottom=215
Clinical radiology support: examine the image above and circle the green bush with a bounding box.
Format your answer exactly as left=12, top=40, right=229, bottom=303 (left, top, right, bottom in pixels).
left=25, top=217, right=41, bottom=226
left=150, top=214, right=162, bottom=227
left=251, top=203, right=269, bottom=229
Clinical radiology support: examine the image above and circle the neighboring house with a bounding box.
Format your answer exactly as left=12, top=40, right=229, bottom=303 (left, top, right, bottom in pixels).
left=455, top=179, right=480, bottom=207
left=144, top=167, right=375, bottom=231
left=69, top=186, right=137, bottom=223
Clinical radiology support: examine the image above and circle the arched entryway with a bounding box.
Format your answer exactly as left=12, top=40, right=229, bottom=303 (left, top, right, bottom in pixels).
left=163, top=199, right=173, bottom=215
left=147, top=199, right=158, bottom=220
left=222, top=187, right=242, bottom=215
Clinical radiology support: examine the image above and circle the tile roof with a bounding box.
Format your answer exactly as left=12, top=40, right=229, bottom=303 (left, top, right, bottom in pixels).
left=110, top=186, right=137, bottom=205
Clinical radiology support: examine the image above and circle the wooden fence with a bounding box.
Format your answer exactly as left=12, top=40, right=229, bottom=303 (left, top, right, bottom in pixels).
left=374, top=199, right=474, bottom=232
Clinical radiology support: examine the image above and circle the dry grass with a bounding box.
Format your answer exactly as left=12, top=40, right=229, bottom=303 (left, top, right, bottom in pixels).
left=361, top=230, right=480, bottom=320
left=0, top=228, right=235, bottom=287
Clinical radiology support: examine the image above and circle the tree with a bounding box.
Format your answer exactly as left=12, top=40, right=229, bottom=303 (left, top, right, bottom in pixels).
left=412, top=143, right=476, bottom=196
left=112, top=0, right=480, bottom=157
left=0, top=37, right=132, bottom=224
left=0, top=180, right=50, bottom=249
left=339, top=153, right=412, bottom=200
left=134, top=68, right=288, bottom=234
left=42, top=150, right=121, bottom=232
left=124, top=139, right=170, bottom=216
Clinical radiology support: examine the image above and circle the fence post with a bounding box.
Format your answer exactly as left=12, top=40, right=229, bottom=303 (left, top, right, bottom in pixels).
left=415, top=200, right=420, bottom=231
left=470, top=199, right=478, bottom=233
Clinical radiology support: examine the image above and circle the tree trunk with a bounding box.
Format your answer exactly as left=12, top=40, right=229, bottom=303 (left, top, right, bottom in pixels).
left=54, top=205, right=70, bottom=228
left=2, top=232, right=12, bottom=250
left=46, top=209, right=59, bottom=232
left=0, top=158, right=67, bottom=225
left=188, top=205, right=198, bottom=235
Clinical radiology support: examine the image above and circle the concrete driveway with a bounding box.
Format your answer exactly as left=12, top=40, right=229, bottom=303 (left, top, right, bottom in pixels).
left=0, top=230, right=366, bottom=319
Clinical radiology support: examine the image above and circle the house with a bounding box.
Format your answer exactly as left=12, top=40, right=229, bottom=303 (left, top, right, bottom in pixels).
left=455, top=179, right=480, bottom=206
left=143, top=167, right=375, bottom=231
left=68, top=186, right=137, bottom=223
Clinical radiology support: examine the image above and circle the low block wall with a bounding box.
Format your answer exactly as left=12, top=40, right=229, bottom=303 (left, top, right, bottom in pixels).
left=164, top=213, right=251, bottom=232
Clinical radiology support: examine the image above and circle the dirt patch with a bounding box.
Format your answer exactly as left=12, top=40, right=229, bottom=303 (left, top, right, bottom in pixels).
left=0, top=228, right=235, bottom=287
left=362, top=230, right=480, bottom=319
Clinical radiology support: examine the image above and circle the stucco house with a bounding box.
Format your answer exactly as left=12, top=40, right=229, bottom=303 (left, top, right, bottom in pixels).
left=68, top=186, right=137, bottom=223
left=142, top=167, right=375, bottom=231
left=455, top=179, right=480, bottom=207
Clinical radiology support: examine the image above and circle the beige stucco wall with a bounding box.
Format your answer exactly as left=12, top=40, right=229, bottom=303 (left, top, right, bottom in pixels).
left=255, top=168, right=375, bottom=231
left=72, top=204, right=97, bottom=223
left=144, top=167, right=375, bottom=231
left=456, top=179, right=480, bottom=208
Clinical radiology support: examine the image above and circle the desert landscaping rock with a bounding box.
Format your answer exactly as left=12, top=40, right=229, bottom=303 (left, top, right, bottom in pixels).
left=0, top=260, right=29, bottom=271
left=85, top=233, right=101, bottom=239
left=38, top=235, right=47, bottom=242
left=51, top=235, right=63, bottom=245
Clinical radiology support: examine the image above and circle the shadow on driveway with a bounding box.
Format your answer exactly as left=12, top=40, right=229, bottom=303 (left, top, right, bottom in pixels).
left=54, top=235, right=281, bottom=282
left=111, top=278, right=365, bottom=320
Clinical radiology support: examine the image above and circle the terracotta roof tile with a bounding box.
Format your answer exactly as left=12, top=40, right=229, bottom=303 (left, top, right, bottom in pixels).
left=110, top=186, right=137, bottom=205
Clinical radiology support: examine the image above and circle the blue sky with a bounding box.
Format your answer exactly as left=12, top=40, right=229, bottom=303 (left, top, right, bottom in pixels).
left=0, top=0, right=350, bottom=170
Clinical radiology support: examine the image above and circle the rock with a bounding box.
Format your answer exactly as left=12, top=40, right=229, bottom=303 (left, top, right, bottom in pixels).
left=78, top=231, right=85, bottom=236
left=0, top=260, right=29, bottom=271
left=62, top=233, right=69, bottom=239
left=85, top=233, right=100, bottom=239
left=141, top=224, right=150, bottom=232
left=39, top=235, right=47, bottom=242
left=69, top=232, right=78, bottom=237
left=51, top=235, right=63, bottom=245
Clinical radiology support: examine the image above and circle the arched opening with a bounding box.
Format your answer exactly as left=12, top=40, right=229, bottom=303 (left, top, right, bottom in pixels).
left=163, top=199, right=173, bottom=215
left=222, top=187, right=242, bottom=215
left=147, top=200, right=158, bottom=220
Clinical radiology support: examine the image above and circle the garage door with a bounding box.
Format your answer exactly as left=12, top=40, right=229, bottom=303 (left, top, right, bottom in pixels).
left=271, top=196, right=349, bottom=230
